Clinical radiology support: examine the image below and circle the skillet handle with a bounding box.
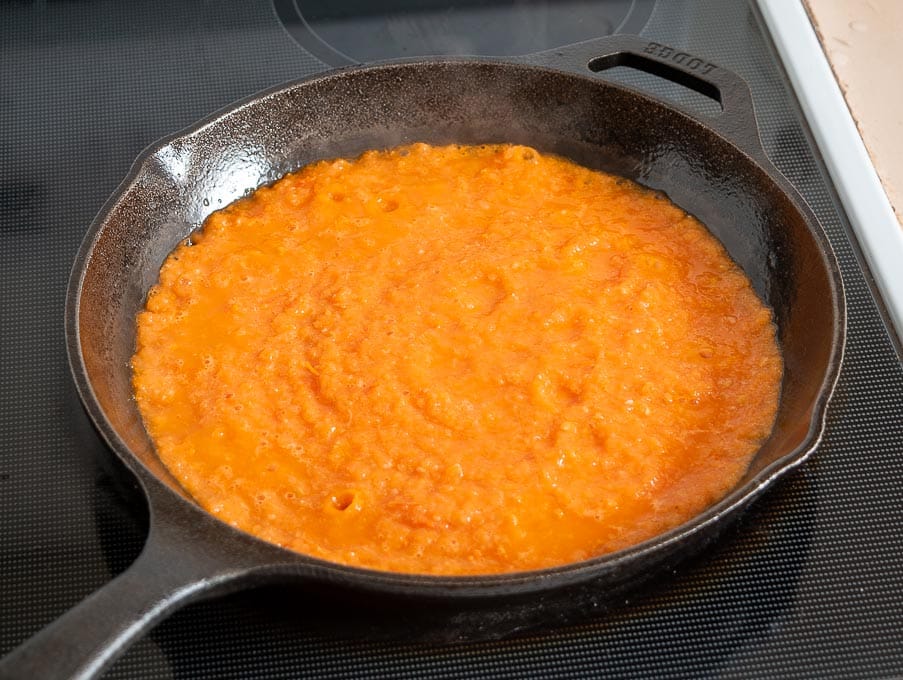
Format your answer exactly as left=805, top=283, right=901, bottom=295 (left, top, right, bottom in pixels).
left=528, top=35, right=765, bottom=159
left=0, top=488, right=258, bottom=680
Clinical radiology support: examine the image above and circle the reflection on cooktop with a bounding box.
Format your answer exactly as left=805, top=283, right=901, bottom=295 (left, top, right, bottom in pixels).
left=274, top=0, right=655, bottom=65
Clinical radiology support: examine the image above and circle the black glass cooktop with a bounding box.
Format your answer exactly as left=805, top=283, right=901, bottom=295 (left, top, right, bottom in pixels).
left=1, top=0, right=901, bottom=677
left=274, top=0, right=655, bottom=64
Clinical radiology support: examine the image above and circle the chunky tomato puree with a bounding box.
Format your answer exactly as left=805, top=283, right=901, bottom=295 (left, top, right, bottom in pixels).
left=132, top=143, right=782, bottom=575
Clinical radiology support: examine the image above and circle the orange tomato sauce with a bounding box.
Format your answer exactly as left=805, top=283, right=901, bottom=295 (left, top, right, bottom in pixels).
left=132, top=143, right=782, bottom=575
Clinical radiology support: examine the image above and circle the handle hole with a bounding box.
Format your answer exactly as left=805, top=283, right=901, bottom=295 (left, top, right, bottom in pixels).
left=588, top=53, right=724, bottom=115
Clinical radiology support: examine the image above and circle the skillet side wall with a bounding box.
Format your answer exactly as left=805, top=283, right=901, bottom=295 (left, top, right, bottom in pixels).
left=77, top=61, right=835, bottom=562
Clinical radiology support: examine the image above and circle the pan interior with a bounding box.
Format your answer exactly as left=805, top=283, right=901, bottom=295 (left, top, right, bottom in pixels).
left=74, top=60, right=838, bottom=559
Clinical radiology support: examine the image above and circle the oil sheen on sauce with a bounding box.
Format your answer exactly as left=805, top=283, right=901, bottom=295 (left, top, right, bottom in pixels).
left=131, top=143, right=782, bottom=575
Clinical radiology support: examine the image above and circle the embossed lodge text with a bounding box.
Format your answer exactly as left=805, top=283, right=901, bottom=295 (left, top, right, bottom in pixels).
left=644, top=42, right=716, bottom=75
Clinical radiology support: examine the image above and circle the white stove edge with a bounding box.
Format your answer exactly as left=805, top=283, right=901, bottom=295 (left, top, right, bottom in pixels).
left=756, top=0, right=903, bottom=342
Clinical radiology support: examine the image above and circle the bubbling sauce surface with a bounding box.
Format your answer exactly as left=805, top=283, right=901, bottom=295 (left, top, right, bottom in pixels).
left=132, top=143, right=782, bottom=575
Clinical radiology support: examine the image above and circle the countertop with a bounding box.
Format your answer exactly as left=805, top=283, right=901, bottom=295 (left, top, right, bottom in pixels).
left=805, top=0, right=903, bottom=227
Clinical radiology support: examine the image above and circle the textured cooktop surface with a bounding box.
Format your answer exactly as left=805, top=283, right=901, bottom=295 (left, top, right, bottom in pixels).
left=1, top=0, right=901, bottom=677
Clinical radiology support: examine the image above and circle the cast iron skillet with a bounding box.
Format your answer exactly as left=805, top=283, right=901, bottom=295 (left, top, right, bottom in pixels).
left=0, top=35, right=844, bottom=679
